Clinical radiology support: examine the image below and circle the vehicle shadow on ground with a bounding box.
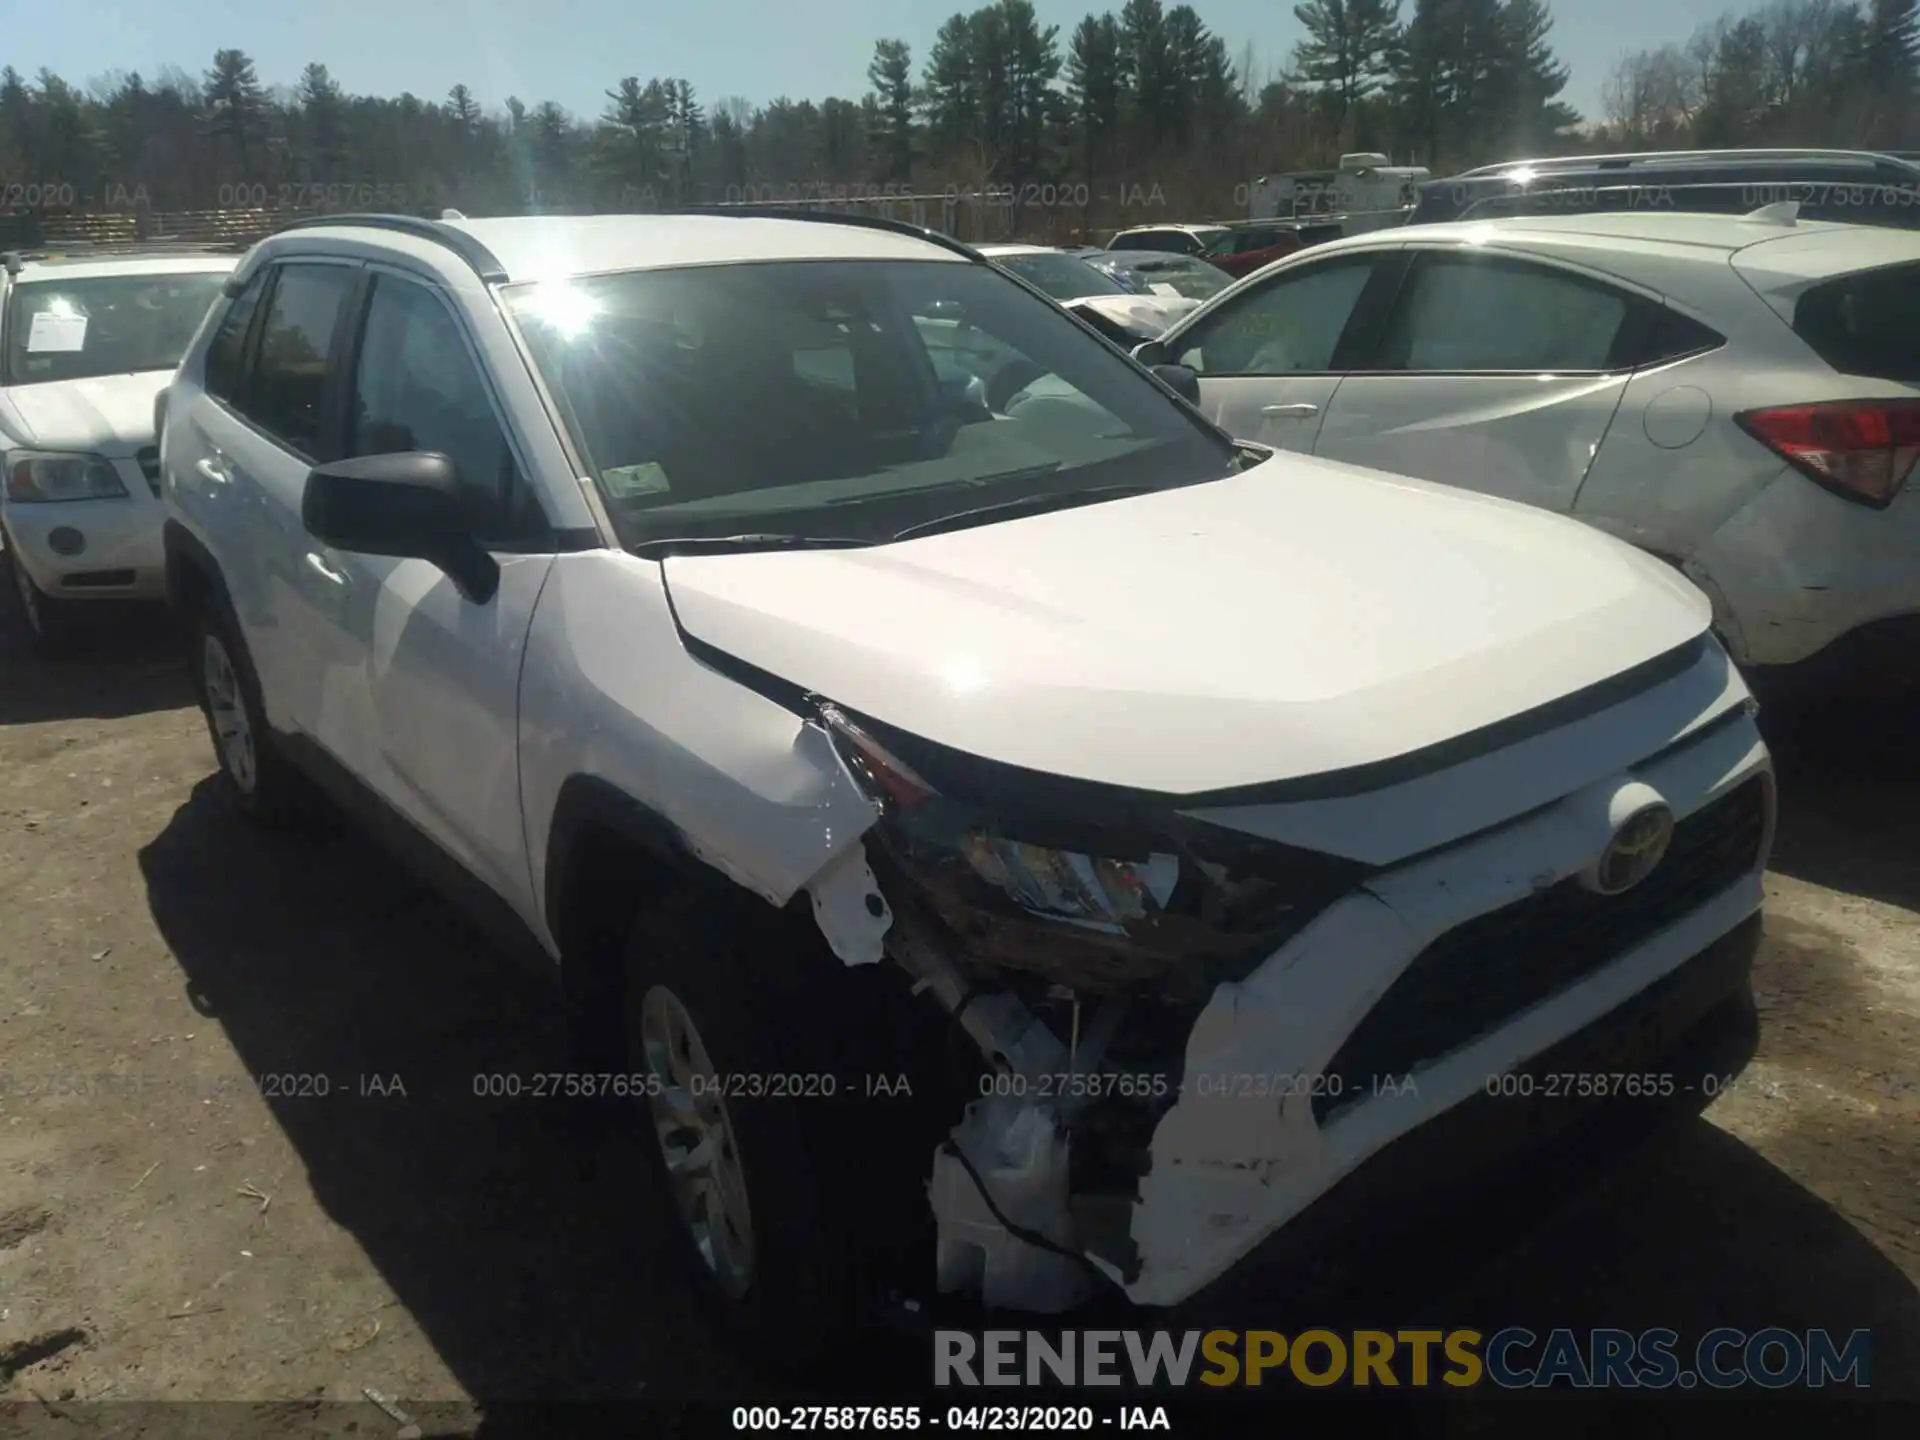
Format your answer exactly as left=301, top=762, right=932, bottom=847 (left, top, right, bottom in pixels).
left=0, top=598, right=192, bottom=725
left=137, top=777, right=756, bottom=1406
left=138, top=770, right=1919, bottom=1422
left=1762, top=694, right=1920, bottom=916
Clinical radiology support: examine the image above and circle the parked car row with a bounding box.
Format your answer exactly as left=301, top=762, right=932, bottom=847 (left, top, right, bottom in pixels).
left=0, top=179, right=1903, bottom=1350
left=74, top=202, right=1778, bottom=1341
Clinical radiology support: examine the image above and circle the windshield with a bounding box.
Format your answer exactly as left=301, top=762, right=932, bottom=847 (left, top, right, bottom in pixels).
left=3, top=271, right=230, bottom=385
left=1121, top=259, right=1232, bottom=302
left=505, top=258, right=1232, bottom=548
left=992, top=251, right=1128, bottom=301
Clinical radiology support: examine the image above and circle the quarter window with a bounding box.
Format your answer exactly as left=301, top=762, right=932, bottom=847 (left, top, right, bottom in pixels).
left=204, top=270, right=270, bottom=404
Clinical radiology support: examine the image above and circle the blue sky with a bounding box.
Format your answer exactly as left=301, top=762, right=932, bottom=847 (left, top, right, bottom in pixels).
left=15, top=0, right=1743, bottom=127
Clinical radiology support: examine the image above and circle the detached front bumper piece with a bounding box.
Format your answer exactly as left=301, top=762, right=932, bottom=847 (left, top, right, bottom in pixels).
left=1169, top=910, right=1762, bottom=1319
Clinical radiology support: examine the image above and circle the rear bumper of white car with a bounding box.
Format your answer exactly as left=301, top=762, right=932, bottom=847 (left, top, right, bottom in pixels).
left=1122, top=704, right=1772, bottom=1306
left=1693, top=468, right=1920, bottom=684
left=2, top=457, right=167, bottom=602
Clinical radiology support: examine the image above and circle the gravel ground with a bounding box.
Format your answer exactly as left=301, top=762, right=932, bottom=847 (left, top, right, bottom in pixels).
left=1, top=602, right=1915, bottom=1435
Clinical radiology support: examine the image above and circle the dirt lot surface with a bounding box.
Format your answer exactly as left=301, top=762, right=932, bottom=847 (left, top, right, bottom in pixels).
left=2, top=604, right=1916, bottom=1435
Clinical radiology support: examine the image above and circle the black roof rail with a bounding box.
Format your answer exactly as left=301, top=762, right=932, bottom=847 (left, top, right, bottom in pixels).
left=673, top=202, right=986, bottom=264
left=269, top=212, right=508, bottom=283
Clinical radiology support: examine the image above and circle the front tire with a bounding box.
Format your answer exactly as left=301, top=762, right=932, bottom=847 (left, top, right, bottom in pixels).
left=4, top=546, right=77, bottom=657
left=621, top=892, right=899, bottom=1353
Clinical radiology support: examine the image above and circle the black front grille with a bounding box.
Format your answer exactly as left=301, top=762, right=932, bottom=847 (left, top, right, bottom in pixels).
left=136, top=447, right=161, bottom=496
left=1314, top=776, right=1769, bottom=1122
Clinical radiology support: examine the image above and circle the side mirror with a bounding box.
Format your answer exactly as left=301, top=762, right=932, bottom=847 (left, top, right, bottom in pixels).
left=302, top=452, right=500, bottom=603
left=1131, top=339, right=1167, bottom=368
left=1150, top=364, right=1201, bottom=406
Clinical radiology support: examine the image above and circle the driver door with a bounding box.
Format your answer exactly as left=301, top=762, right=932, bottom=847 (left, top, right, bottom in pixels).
left=1163, top=248, right=1407, bottom=453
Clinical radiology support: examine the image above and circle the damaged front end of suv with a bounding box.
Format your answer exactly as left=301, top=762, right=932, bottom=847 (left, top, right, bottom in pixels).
left=790, top=623, right=1772, bottom=1318
left=811, top=700, right=1377, bottom=1313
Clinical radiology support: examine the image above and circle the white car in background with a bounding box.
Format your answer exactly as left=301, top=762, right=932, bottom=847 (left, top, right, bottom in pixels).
left=1135, top=209, right=1920, bottom=695
left=977, top=243, right=1195, bottom=339
left=0, top=248, right=237, bottom=653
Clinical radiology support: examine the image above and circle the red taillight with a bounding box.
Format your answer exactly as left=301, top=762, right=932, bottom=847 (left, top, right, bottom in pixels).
left=1735, top=399, right=1920, bottom=509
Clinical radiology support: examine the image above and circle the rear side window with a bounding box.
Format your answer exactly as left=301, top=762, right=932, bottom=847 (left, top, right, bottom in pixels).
left=204, top=271, right=269, bottom=402
left=244, top=264, right=357, bottom=456
left=1793, top=262, right=1920, bottom=382
left=1375, top=254, right=1629, bottom=371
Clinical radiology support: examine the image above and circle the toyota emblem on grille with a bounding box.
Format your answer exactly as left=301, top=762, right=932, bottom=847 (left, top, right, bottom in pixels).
left=1591, top=804, right=1676, bottom=895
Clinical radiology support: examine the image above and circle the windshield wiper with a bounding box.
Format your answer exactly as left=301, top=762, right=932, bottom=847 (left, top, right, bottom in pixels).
left=630, top=533, right=874, bottom=559
left=890, top=483, right=1157, bottom=542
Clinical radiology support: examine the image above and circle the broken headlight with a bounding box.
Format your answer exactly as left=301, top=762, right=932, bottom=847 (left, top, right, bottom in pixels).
left=819, top=703, right=1372, bottom=1001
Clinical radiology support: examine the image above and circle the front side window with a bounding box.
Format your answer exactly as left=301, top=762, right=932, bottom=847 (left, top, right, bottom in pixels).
left=1374, top=254, right=1629, bottom=372
left=3, top=270, right=230, bottom=386
left=505, top=258, right=1232, bottom=547
left=1176, top=257, right=1377, bottom=375
left=348, top=275, right=519, bottom=528
left=243, top=264, right=357, bottom=455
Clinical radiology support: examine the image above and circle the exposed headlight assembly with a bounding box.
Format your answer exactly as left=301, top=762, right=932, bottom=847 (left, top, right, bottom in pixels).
left=819, top=703, right=1372, bottom=1001
left=4, top=451, right=128, bottom=503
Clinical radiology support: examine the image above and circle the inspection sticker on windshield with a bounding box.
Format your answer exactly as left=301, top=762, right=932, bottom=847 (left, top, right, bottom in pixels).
left=26, top=312, right=88, bottom=352
left=602, top=462, right=672, bottom=499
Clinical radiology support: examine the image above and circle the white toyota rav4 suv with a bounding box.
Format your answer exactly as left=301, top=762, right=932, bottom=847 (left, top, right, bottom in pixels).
left=160, top=211, right=1774, bottom=1335
left=1, top=247, right=237, bottom=652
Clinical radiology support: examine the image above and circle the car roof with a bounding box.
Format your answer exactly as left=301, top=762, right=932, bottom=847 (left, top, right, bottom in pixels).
left=8, top=253, right=239, bottom=283
left=440, top=214, right=963, bottom=281
left=1374, top=210, right=1886, bottom=253
left=1113, top=224, right=1228, bottom=237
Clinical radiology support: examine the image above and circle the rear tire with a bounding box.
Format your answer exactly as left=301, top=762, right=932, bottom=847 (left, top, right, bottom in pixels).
left=4, top=545, right=77, bottom=657
left=189, top=604, right=312, bottom=826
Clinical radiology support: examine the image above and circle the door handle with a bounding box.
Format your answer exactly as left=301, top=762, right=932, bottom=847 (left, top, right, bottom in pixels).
left=1260, top=403, right=1320, bottom=417
left=194, top=457, right=231, bottom=485
left=304, top=552, right=350, bottom=587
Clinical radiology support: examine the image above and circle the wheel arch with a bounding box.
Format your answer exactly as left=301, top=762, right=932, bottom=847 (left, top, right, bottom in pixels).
left=543, top=774, right=760, bottom=1066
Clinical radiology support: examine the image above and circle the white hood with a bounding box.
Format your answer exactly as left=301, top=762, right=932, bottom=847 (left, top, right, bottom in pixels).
left=0, top=371, right=170, bottom=453
left=1071, top=292, right=1195, bottom=336
left=663, top=454, right=1712, bottom=795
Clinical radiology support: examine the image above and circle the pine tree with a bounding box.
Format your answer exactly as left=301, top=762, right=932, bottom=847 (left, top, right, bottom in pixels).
left=1291, top=0, right=1403, bottom=125
left=866, top=39, right=915, bottom=183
